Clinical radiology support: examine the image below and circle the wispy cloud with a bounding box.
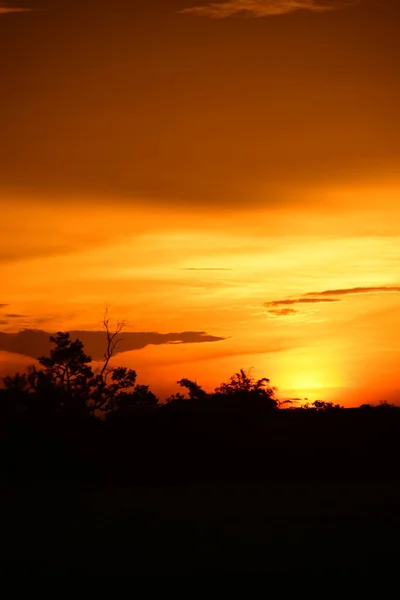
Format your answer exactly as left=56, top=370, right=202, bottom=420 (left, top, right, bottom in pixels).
left=0, top=2, right=34, bottom=14
left=181, top=267, right=233, bottom=271
left=179, top=0, right=354, bottom=18
left=305, top=286, right=400, bottom=297
left=265, top=285, right=400, bottom=316
left=265, top=297, right=340, bottom=308
left=0, top=304, right=9, bottom=309
left=268, top=308, right=299, bottom=316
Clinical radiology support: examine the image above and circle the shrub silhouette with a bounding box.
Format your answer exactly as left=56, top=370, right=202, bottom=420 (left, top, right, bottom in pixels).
left=214, top=369, right=278, bottom=408
left=302, top=400, right=343, bottom=411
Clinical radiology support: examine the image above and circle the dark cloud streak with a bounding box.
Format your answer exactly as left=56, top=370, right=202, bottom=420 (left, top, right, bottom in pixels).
left=265, top=284, right=400, bottom=316
left=0, top=329, right=227, bottom=361
left=265, top=298, right=340, bottom=307
left=268, top=308, right=298, bottom=316
left=305, top=286, right=400, bottom=297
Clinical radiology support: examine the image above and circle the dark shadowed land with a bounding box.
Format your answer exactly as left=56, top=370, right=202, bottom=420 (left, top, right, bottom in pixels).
left=2, top=331, right=400, bottom=575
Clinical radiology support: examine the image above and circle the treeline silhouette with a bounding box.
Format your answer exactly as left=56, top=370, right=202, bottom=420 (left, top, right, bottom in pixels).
left=2, top=327, right=400, bottom=575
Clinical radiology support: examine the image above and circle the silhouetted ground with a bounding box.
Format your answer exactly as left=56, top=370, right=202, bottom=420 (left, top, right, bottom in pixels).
left=2, top=407, right=400, bottom=575
left=3, top=479, right=400, bottom=575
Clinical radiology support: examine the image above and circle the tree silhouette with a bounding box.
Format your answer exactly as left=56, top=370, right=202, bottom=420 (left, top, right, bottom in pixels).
left=164, top=392, right=186, bottom=404
left=99, top=310, right=125, bottom=382
left=90, top=365, right=138, bottom=414
left=37, top=332, right=94, bottom=416
left=214, top=369, right=278, bottom=409
left=177, top=378, right=207, bottom=400
left=2, top=372, right=31, bottom=420
left=3, top=372, right=29, bottom=394
left=2, top=317, right=158, bottom=420
left=2, top=334, right=94, bottom=419
left=110, top=384, right=159, bottom=418
left=376, top=400, right=397, bottom=410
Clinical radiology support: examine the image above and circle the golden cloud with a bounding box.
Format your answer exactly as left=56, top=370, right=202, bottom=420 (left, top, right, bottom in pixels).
left=0, top=2, right=34, bottom=14
left=179, top=0, right=353, bottom=18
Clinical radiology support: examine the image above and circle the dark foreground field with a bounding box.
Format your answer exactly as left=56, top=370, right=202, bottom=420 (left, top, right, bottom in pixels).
left=3, top=480, right=400, bottom=575
left=2, top=408, right=400, bottom=575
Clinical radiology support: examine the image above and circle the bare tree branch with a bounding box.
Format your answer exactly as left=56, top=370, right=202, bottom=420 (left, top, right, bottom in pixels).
left=100, top=309, right=126, bottom=381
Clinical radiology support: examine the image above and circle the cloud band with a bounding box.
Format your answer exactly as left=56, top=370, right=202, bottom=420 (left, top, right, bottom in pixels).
left=265, top=285, right=400, bottom=316
left=179, top=0, right=349, bottom=18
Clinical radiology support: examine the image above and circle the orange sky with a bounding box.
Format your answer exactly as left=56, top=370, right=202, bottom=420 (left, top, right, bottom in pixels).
left=1, top=1, right=400, bottom=405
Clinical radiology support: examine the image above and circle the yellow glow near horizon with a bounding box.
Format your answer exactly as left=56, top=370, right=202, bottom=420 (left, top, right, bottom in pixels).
left=1, top=180, right=400, bottom=405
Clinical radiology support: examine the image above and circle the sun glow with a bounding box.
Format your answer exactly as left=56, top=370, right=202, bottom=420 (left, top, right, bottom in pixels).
left=2, top=186, right=400, bottom=404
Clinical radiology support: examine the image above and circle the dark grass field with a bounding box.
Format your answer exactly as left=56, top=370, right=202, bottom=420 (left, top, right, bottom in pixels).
left=2, top=409, right=400, bottom=575
left=3, top=479, right=400, bottom=575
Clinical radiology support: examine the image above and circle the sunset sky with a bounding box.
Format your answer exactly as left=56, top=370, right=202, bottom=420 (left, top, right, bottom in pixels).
left=1, top=0, right=400, bottom=404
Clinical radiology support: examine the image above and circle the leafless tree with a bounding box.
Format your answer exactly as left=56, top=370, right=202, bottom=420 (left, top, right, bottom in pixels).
left=99, top=308, right=126, bottom=384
